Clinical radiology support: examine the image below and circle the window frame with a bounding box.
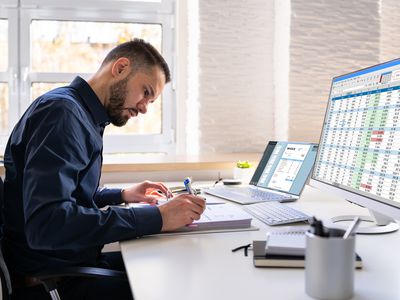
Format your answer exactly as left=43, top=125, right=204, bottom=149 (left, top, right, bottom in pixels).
left=0, top=4, right=19, bottom=153
left=1, top=0, right=176, bottom=155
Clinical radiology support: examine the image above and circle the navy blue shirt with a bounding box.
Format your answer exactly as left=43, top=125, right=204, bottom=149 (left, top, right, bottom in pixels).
left=3, top=76, right=162, bottom=275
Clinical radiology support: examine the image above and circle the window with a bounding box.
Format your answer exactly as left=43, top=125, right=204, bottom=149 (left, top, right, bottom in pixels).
left=30, top=20, right=163, bottom=136
left=0, top=0, right=175, bottom=154
left=0, top=19, right=8, bottom=136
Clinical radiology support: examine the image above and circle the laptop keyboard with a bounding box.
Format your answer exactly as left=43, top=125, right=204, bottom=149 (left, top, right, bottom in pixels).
left=247, top=188, right=289, bottom=201
left=243, top=201, right=311, bottom=226
left=206, top=187, right=291, bottom=202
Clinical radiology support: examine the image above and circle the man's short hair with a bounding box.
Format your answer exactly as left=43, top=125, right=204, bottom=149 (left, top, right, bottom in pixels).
left=101, top=38, right=171, bottom=83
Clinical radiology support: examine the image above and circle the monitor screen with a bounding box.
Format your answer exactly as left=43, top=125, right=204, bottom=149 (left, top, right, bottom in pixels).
left=311, top=58, right=400, bottom=233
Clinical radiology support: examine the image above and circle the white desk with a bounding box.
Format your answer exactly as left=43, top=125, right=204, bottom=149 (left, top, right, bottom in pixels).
left=120, top=185, right=400, bottom=300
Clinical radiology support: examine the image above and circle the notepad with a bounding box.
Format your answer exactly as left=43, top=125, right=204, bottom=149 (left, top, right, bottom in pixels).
left=253, top=240, right=363, bottom=268
left=172, top=203, right=253, bottom=232
left=265, top=227, right=308, bottom=256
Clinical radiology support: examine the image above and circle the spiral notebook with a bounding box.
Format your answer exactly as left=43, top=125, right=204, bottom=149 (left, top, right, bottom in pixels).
left=253, top=240, right=363, bottom=268
left=265, top=227, right=308, bottom=256
left=254, top=226, right=363, bottom=268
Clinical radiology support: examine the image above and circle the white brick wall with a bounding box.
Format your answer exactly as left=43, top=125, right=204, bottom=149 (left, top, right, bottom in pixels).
left=198, top=0, right=275, bottom=153
left=194, top=0, right=400, bottom=152
left=380, top=0, right=400, bottom=62
left=289, top=0, right=381, bottom=142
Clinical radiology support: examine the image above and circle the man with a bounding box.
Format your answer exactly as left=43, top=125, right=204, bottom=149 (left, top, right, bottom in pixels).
left=3, top=39, right=206, bottom=299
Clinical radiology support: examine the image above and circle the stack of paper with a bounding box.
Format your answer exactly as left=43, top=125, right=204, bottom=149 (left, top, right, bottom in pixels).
left=265, top=228, right=307, bottom=256
left=175, top=203, right=253, bottom=232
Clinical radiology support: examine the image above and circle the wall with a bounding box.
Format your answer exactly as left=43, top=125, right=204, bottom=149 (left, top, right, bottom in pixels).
left=288, top=0, right=381, bottom=142
left=380, top=0, right=400, bottom=62
left=188, top=0, right=400, bottom=153
left=197, top=0, right=275, bottom=153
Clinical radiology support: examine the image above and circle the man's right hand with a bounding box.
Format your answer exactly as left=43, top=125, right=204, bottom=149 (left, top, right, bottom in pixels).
left=158, top=194, right=206, bottom=232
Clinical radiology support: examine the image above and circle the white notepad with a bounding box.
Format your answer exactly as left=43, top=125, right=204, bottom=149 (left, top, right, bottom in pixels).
left=174, top=203, right=253, bottom=232
left=265, top=227, right=309, bottom=256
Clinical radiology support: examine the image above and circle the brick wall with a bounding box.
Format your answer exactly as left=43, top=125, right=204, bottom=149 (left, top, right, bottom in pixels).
left=289, top=0, right=381, bottom=142
left=198, top=0, right=275, bottom=152
left=380, top=0, right=400, bottom=62
left=195, top=0, right=399, bottom=152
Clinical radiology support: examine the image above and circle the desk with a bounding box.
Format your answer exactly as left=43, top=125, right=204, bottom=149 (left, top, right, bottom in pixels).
left=120, top=185, right=400, bottom=300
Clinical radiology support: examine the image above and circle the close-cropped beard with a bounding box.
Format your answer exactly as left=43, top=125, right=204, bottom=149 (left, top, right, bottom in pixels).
left=107, top=77, right=129, bottom=127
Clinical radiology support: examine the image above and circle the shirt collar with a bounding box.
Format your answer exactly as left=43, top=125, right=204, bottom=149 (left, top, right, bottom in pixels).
left=69, top=76, right=110, bottom=127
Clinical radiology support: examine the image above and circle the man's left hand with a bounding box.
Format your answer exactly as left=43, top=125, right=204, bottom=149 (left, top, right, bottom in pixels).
left=121, top=180, right=173, bottom=205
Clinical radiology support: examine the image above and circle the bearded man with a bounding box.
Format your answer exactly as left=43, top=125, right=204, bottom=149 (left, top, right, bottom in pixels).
left=3, top=39, right=205, bottom=300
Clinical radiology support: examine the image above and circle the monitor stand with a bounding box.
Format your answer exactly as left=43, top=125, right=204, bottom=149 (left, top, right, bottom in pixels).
left=331, top=209, right=399, bottom=234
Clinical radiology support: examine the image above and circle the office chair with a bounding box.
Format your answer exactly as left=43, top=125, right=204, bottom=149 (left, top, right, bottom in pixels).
left=0, top=176, right=128, bottom=300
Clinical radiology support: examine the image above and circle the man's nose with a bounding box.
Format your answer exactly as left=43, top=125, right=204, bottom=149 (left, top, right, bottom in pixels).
left=138, top=101, right=148, bottom=114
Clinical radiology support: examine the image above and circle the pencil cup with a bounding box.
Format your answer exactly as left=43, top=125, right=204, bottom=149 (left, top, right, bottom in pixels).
left=305, top=228, right=355, bottom=300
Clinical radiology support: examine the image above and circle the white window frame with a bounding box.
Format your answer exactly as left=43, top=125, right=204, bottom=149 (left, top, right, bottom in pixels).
left=1, top=0, right=176, bottom=155
left=0, top=2, right=19, bottom=153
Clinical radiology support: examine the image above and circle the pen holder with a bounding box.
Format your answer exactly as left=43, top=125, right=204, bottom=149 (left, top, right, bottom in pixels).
left=305, top=228, right=355, bottom=300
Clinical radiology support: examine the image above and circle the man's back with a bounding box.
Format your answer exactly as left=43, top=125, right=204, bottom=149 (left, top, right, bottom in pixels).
left=3, top=80, right=104, bottom=275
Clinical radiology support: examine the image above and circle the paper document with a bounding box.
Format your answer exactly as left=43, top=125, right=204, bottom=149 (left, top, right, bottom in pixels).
left=173, top=203, right=253, bottom=232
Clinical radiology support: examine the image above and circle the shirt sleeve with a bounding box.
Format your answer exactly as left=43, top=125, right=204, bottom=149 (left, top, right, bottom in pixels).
left=94, top=187, right=124, bottom=207
left=22, top=100, right=162, bottom=251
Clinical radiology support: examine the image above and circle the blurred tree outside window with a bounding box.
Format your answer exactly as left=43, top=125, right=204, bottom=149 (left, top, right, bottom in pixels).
left=0, top=84, right=8, bottom=135
left=0, top=20, right=7, bottom=72
left=0, top=19, right=8, bottom=135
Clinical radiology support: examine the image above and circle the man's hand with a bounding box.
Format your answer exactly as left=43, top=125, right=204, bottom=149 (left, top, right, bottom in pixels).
left=121, top=180, right=173, bottom=205
left=158, top=194, right=206, bottom=232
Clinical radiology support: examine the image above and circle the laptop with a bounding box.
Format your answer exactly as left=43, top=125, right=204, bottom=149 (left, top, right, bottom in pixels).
left=204, top=141, right=318, bottom=204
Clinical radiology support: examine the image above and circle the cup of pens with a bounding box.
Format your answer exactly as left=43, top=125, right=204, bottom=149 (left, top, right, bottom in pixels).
left=305, top=217, right=359, bottom=300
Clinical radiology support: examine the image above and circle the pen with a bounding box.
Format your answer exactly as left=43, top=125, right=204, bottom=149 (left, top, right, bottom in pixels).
left=150, top=189, right=171, bottom=202
left=343, top=216, right=361, bottom=239
left=183, top=177, right=197, bottom=195
left=310, top=217, right=327, bottom=237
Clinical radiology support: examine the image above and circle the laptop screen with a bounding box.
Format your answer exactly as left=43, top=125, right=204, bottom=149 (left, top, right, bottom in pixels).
left=250, top=141, right=318, bottom=195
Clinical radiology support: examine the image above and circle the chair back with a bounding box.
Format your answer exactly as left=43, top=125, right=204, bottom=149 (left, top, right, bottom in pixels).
left=0, top=177, right=12, bottom=299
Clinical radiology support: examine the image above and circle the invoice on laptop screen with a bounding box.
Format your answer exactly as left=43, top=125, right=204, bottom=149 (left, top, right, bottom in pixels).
left=253, top=142, right=318, bottom=195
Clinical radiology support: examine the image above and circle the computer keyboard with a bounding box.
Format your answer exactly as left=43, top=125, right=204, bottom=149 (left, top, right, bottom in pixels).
left=245, top=188, right=291, bottom=201
left=243, top=201, right=311, bottom=226
left=204, top=186, right=294, bottom=204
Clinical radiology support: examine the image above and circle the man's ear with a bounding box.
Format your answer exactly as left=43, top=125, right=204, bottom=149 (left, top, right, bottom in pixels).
left=111, top=57, right=131, bottom=78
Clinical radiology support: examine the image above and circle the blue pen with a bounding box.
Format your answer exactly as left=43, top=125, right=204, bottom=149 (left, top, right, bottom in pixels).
left=184, top=177, right=197, bottom=195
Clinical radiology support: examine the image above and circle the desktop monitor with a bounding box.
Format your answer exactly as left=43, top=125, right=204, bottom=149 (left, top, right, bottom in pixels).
left=310, top=58, right=400, bottom=234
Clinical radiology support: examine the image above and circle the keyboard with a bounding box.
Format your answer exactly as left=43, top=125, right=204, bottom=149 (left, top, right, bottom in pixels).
left=244, top=188, right=290, bottom=201
left=204, top=187, right=295, bottom=204
left=242, top=201, right=311, bottom=226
